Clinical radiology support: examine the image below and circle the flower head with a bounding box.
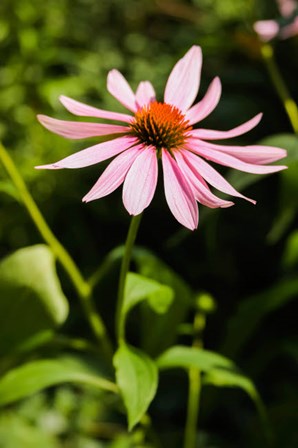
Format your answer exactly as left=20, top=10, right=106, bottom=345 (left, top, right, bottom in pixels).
left=36, top=46, right=286, bottom=230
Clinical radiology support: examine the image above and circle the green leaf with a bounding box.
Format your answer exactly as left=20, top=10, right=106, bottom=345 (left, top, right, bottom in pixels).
left=134, top=249, right=193, bottom=356
left=0, top=245, right=69, bottom=355
left=0, top=355, right=117, bottom=407
left=157, top=345, right=234, bottom=371
left=114, top=343, right=158, bottom=430
left=204, top=368, right=257, bottom=399
left=124, top=272, right=174, bottom=316
left=204, top=368, right=272, bottom=442
left=119, top=272, right=174, bottom=340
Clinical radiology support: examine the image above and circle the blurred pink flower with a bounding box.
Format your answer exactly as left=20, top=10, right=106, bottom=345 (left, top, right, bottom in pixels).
left=37, top=46, right=286, bottom=230
left=278, top=0, right=297, bottom=16
left=254, top=0, right=298, bottom=41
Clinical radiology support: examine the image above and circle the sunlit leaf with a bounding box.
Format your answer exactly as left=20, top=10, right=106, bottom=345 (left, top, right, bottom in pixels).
left=0, top=354, right=117, bottom=407
left=0, top=245, right=69, bottom=355
left=114, top=342, right=158, bottom=430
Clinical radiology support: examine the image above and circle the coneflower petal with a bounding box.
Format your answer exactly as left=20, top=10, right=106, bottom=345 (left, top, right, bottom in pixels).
left=35, top=136, right=138, bottom=169
left=162, top=149, right=198, bottom=230
left=164, top=46, right=202, bottom=113
left=59, top=95, right=133, bottom=123
left=83, top=145, right=143, bottom=202
left=123, top=146, right=158, bottom=215
left=107, top=69, right=137, bottom=113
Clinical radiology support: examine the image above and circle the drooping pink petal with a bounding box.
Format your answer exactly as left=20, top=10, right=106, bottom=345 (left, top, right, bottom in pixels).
left=253, top=20, right=280, bottom=41
left=180, top=149, right=256, bottom=204
left=59, top=95, right=133, bottom=123
left=185, top=77, right=222, bottom=125
left=83, top=145, right=143, bottom=202
left=35, top=135, right=138, bottom=169
left=123, top=146, right=158, bottom=215
left=162, top=149, right=198, bottom=230
left=187, top=144, right=287, bottom=174
left=191, top=139, right=287, bottom=164
left=107, top=69, right=137, bottom=113
left=191, top=113, right=263, bottom=140
left=174, top=151, right=234, bottom=208
left=37, top=115, right=129, bottom=140
left=135, top=81, right=156, bottom=109
left=164, top=46, right=202, bottom=112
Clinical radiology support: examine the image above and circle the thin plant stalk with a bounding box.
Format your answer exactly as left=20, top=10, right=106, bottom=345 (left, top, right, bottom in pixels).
left=116, top=213, right=142, bottom=341
left=184, top=312, right=205, bottom=448
left=261, top=43, right=298, bottom=134
left=0, top=141, right=113, bottom=360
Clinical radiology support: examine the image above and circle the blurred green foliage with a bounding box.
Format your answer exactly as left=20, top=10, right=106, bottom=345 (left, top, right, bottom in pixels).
left=1, top=0, right=298, bottom=447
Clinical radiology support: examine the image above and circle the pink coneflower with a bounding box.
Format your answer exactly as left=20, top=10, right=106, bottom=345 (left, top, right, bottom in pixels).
left=36, top=46, right=286, bottom=230
left=254, top=0, right=298, bottom=41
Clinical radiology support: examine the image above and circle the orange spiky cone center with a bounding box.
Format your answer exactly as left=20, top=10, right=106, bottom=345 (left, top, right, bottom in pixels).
left=130, top=101, right=192, bottom=151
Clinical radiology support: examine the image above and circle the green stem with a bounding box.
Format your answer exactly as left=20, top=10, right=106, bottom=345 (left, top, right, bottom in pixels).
left=183, top=312, right=205, bottom=448
left=116, top=213, right=142, bottom=341
left=184, top=367, right=202, bottom=448
left=0, top=141, right=113, bottom=360
left=261, top=43, right=298, bottom=134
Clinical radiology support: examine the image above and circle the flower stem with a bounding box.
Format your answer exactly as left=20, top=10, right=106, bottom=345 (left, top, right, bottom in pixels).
left=260, top=43, right=298, bottom=134
left=0, top=141, right=113, bottom=360
left=116, top=213, right=142, bottom=341
left=183, top=312, right=205, bottom=448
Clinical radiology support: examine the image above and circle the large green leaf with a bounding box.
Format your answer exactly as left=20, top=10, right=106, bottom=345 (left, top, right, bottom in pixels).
left=134, top=248, right=194, bottom=356
left=156, top=345, right=234, bottom=371
left=0, top=245, right=69, bottom=355
left=114, top=342, right=158, bottom=430
left=0, top=354, right=117, bottom=407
